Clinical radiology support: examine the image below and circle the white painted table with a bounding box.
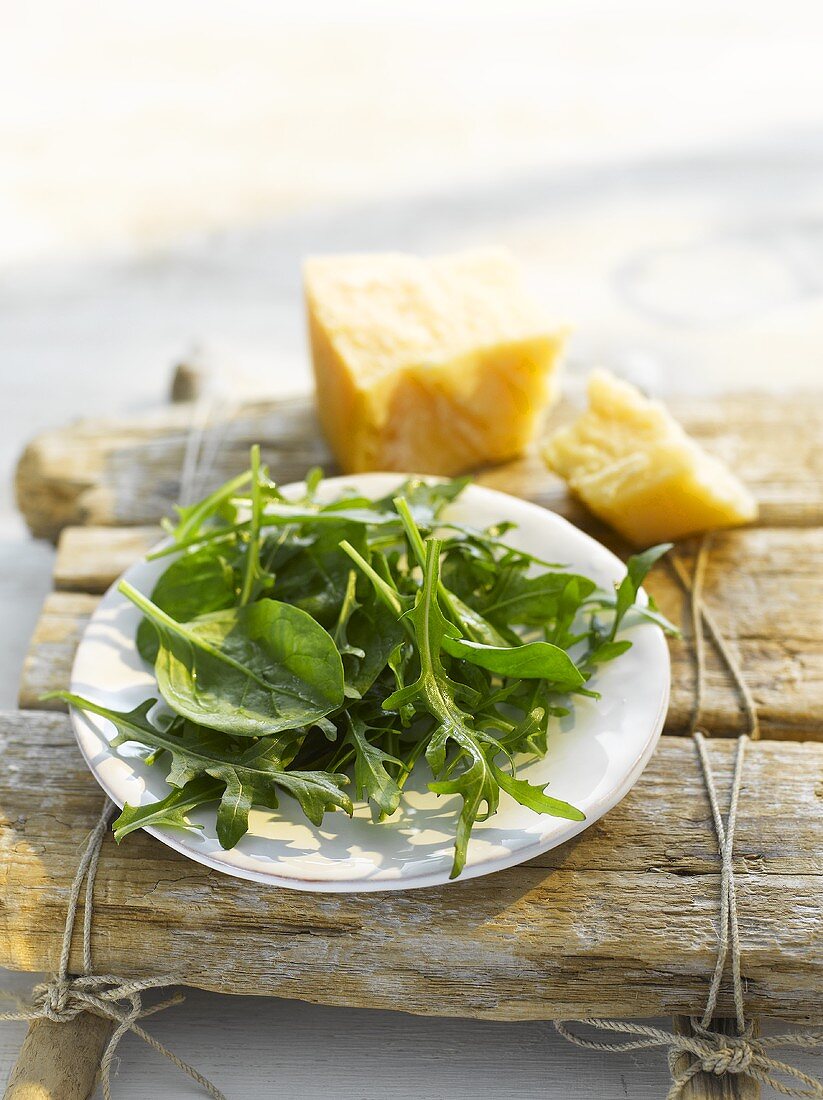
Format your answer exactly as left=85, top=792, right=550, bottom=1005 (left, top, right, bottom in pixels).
left=2, top=3, right=822, bottom=1095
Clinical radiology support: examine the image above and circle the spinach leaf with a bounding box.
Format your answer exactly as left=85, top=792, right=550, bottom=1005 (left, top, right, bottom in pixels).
left=121, top=583, right=345, bottom=737
left=480, top=569, right=597, bottom=627
left=272, top=522, right=368, bottom=627
left=136, top=544, right=238, bottom=664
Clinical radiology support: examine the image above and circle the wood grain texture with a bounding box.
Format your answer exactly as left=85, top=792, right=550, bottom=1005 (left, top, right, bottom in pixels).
left=15, top=392, right=823, bottom=540
left=17, top=593, right=100, bottom=711
left=0, top=711, right=820, bottom=1022
left=4, top=1017, right=112, bottom=1100
left=52, top=527, right=159, bottom=594
left=27, top=526, right=823, bottom=742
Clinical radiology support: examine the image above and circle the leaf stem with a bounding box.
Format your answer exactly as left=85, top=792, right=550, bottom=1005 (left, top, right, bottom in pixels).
left=239, top=444, right=262, bottom=606
left=339, top=540, right=408, bottom=622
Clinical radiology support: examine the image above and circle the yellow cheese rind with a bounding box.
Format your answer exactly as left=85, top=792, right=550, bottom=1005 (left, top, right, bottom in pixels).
left=305, top=250, right=565, bottom=475
left=544, top=371, right=759, bottom=545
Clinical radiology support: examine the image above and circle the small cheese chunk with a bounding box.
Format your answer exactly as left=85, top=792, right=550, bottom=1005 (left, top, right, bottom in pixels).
left=544, top=370, right=758, bottom=545
left=305, top=250, right=566, bottom=475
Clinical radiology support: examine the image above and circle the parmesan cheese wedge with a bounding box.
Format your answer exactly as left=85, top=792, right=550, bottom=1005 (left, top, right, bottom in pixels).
left=544, top=370, right=758, bottom=544
left=305, top=250, right=566, bottom=475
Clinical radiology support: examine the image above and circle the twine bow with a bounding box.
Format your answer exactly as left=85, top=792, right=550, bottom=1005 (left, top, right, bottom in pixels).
left=555, top=536, right=823, bottom=1096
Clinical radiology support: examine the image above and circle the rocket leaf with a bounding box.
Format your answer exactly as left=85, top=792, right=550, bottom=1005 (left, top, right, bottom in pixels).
left=53, top=692, right=352, bottom=848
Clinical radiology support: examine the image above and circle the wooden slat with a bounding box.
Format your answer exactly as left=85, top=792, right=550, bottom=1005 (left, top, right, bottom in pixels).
left=0, top=711, right=819, bottom=1021
left=29, top=526, right=823, bottom=742
left=18, top=592, right=100, bottom=711
left=15, top=392, right=823, bottom=540
left=53, top=525, right=159, bottom=593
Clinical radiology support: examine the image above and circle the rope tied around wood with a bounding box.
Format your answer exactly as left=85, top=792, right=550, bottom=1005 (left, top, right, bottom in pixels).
left=0, top=797, right=227, bottom=1099
left=555, top=535, right=823, bottom=1097
left=555, top=1018, right=823, bottom=1098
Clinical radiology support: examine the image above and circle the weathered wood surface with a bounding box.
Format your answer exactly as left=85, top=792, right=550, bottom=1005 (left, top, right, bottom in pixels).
left=52, top=526, right=158, bottom=594
left=15, top=392, right=823, bottom=540
left=0, top=710, right=820, bottom=1022
left=17, top=592, right=100, bottom=712
left=4, top=1017, right=112, bottom=1100
left=24, top=525, right=823, bottom=741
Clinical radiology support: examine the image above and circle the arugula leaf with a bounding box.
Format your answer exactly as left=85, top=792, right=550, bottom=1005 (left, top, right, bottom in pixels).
left=489, top=761, right=584, bottom=821
left=171, top=469, right=252, bottom=542
left=113, top=778, right=222, bottom=842
left=54, top=692, right=352, bottom=848
left=442, top=635, right=583, bottom=688
left=372, top=476, right=471, bottom=526
left=610, top=543, right=673, bottom=640
left=382, top=539, right=502, bottom=878
left=348, top=716, right=402, bottom=820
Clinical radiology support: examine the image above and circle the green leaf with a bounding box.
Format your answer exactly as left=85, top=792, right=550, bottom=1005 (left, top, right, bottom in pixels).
left=344, top=601, right=405, bottom=699
left=381, top=539, right=500, bottom=878
left=113, top=777, right=222, bottom=842
left=136, top=545, right=238, bottom=664
left=55, top=692, right=352, bottom=848
left=481, top=570, right=597, bottom=627
left=239, top=443, right=264, bottom=606
left=273, top=522, right=369, bottom=627
left=348, top=716, right=402, bottom=819
left=373, top=476, right=470, bottom=526
left=442, top=636, right=583, bottom=688
left=587, top=639, right=633, bottom=665
left=611, top=543, right=673, bottom=639
left=172, top=469, right=252, bottom=542
left=120, top=584, right=345, bottom=737
left=490, top=761, right=585, bottom=821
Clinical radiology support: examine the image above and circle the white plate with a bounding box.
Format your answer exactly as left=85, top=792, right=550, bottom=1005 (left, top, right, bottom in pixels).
left=68, top=474, right=670, bottom=892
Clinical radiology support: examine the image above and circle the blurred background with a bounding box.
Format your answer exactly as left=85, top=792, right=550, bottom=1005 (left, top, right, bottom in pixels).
left=2, top=2, right=822, bottom=1095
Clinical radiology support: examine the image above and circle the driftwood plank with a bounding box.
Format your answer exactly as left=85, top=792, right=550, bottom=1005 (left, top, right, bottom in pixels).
left=15, top=396, right=328, bottom=540
left=0, top=711, right=820, bottom=1022
left=52, top=526, right=159, bottom=593
left=29, top=526, right=823, bottom=742
left=15, top=392, right=823, bottom=540
left=18, top=592, right=100, bottom=711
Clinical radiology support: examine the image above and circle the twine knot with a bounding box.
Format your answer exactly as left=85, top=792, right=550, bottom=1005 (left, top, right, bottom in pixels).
left=696, top=1034, right=754, bottom=1076
left=34, top=976, right=80, bottom=1022
left=555, top=1018, right=823, bottom=1099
